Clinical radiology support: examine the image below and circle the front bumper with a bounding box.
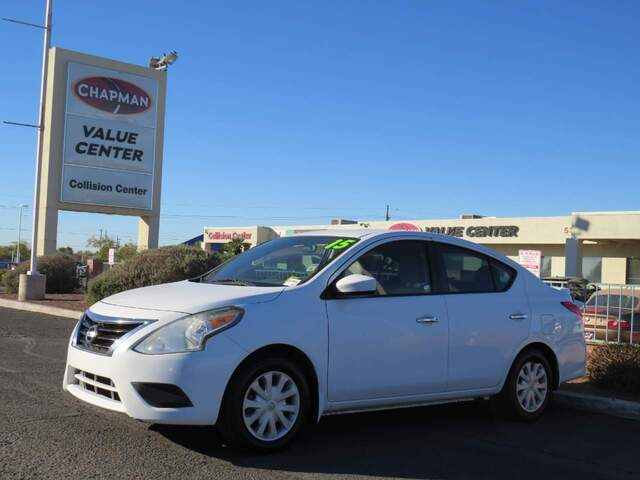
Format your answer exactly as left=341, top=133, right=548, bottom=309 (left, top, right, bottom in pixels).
left=63, top=309, right=247, bottom=425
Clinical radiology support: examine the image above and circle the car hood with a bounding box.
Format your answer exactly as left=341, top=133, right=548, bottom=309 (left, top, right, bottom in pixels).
left=99, top=280, right=286, bottom=314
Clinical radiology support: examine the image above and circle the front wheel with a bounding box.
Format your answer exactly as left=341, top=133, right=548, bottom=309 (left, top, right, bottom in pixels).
left=497, top=350, right=552, bottom=421
left=217, top=357, right=310, bottom=452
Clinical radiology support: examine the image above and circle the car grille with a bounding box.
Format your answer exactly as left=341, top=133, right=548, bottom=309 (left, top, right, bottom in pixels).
left=75, top=312, right=147, bottom=355
left=72, top=368, right=121, bottom=402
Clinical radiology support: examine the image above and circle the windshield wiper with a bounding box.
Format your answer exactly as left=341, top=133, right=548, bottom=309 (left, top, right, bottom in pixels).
left=209, top=278, right=254, bottom=286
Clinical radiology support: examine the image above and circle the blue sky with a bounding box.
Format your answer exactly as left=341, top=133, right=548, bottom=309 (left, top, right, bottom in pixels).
left=1, top=0, right=638, bottom=250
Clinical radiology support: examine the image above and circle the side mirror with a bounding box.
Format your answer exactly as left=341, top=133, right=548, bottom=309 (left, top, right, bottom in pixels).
left=335, top=274, right=377, bottom=295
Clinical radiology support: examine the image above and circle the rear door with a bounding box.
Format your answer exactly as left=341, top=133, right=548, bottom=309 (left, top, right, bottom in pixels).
left=326, top=239, right=449, bottom=402
left=432, top=241, right=531, bottom=391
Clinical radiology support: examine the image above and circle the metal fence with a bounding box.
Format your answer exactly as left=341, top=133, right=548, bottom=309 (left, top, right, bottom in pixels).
left=582, top=283, right=639, bottom=345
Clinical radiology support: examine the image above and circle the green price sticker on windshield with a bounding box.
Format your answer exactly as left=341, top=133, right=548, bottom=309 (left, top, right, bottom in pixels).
left=325, top=239, right=357, bottom=250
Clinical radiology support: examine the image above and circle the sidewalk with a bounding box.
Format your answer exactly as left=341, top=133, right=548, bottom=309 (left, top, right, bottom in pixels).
left=556, top=377, right=640, bottom=421
left=0, top=293, right=86, bottom=319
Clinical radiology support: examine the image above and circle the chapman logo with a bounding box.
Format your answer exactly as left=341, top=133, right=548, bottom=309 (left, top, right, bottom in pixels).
left=73, top=77, right=152, bottom=114
left=388, top=222, right=421, bottom=231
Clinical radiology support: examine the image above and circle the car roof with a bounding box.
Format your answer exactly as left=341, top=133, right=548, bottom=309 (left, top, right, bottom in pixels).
left=291, top=229, right=389, bottom=239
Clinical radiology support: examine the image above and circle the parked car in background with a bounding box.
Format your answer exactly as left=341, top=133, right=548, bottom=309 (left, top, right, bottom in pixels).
left=64, top=231, right=586, bottom=451
left=542, top=276, right=598, bottom=304
left=582, top=287, right=640, bottom=343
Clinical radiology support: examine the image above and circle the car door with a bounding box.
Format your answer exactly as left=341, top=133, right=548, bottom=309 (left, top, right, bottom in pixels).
left=325, top=239, right=449, bottom=402
left=432, top=241, right=531, bottom=391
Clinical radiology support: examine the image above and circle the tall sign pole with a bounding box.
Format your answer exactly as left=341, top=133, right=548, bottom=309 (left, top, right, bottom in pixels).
left=28, top=0, right=52, bottom=275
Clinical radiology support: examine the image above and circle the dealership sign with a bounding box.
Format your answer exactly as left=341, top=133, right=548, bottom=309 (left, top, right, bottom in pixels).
left=60, top=63, right=159, bottom=210
left=388, top=223, right=520, bottom=238
left=206, top=231, right=253, bottom=241
left=73, top=76, right=152, bottom=114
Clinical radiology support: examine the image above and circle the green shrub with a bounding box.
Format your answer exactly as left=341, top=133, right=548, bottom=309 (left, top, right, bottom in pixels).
left=87, top=246, right=220, bottom=305
left=4, top=253, right=78, bottom=294
left=588, top=344, right=640, bottom=393
left=3, top=263, right=26, bottom=293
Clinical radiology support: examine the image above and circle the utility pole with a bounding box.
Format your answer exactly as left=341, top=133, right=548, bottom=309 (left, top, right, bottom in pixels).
left=385, top=205, right=390, bottom=222
left=3, top=0, right=53, bottom=300
left=16, top=204, right=28, bottom=264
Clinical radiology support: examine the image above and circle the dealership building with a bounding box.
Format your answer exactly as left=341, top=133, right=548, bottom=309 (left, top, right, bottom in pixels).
left=201, top=211, right=640, bottom=285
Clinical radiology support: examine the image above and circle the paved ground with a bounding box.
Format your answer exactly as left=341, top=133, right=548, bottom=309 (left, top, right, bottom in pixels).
left=1, top=307, right=640, bottom=480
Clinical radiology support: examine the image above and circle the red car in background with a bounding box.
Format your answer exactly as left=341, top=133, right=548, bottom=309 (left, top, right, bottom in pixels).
left=583, top=288, right=640, bottom=343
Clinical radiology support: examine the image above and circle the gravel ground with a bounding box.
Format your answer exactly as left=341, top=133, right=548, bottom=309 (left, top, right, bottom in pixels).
left=2, top=307, right=640, bottom=480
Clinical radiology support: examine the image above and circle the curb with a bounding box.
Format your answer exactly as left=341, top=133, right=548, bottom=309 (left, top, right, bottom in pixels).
left=0, top=298, right=82, bottom=320
left=555, top=390, right=640, bottom=421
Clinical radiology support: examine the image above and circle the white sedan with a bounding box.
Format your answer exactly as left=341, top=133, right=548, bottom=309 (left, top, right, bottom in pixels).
left=63, top=230, right=586, bottom=451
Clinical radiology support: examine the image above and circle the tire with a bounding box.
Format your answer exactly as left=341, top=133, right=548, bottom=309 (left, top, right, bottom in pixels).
left=495, top=349, right=553, bottom=421
left=217, top=357, right=311, bottom=452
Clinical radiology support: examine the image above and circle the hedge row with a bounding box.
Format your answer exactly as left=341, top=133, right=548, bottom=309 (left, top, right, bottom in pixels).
left=86, top=246, right=220, bottom=305
left=588, top=344, right=640, bottom=394
left=3, top=253, right=78, bottom=294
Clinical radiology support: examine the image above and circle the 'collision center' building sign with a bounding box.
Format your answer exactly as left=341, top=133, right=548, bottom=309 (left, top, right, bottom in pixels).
left=60, top=63, right=159, bottom=210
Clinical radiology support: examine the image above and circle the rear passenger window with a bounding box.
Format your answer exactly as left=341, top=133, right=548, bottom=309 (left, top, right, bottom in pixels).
left=490, top=260, right=515, bottom=291
left=438, top=243, right=496, bottom=293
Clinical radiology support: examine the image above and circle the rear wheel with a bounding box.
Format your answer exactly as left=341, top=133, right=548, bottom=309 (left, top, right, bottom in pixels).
left=217, top=357, right=310, bottom=452
left=496, top=350, right=552, bottom=420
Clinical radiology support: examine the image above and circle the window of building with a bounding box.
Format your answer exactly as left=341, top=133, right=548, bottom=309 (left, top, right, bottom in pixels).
left=340, top=240, right=432, bottom=295
left=540, top=256, right=552, bottom=278
left=627, top=258, right=640, bottom=285
left=582, top=257, right=602, bottom=283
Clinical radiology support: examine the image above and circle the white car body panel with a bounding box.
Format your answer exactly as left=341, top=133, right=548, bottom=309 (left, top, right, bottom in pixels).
left=101, top=280, right=285, bottom=314
left=63, top=230, right=586, bottom=425
left=444, top=268, right=531, bottom=391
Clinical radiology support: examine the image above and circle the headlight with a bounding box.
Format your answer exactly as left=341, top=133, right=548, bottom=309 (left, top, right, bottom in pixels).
left=133, top=307, right=244, bottom=355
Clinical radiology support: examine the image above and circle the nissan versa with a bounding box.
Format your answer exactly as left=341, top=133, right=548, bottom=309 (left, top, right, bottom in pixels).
left=64, top=231, right=586, bottom=451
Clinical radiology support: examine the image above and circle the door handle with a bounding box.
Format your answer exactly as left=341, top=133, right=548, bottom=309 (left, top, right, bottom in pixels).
left=509, top=313, right=529, bottom=321
left=416, top=315, right=439, bottom=324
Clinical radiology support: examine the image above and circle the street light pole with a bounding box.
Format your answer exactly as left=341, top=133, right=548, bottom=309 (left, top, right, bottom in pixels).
left=16, top=204, right=28, bottom=264
left=27, top=0, right=52, bottom=274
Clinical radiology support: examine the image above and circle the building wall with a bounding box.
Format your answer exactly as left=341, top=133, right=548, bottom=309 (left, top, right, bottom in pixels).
left=205, top=212, right=640, bottom=285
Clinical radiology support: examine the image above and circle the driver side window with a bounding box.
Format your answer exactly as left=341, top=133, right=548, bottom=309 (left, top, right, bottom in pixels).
left=339, top=240, right=432, bottom=296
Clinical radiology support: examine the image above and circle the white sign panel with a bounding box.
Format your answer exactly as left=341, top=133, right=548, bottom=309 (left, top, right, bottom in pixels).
left=63, top=116, right=155, bottom=174
left=108, top=248, right=116, bottom=265
left=60, top=62, right=158, bottom=210
left=61, top=165, right=153, bottom=210
left=518, top=249, right=542, bottom=277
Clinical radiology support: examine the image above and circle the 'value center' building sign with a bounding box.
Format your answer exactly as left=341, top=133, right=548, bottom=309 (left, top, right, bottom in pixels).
left=60, top=62, right=159, bottom=210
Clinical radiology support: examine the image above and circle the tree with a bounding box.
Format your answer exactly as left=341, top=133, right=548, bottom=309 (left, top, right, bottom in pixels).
left=86, top=234, right=117, bottom=262
left=116, top=243, right=138, bottom=262
left=0, top=241, right=30, bottom=262
left=58, top=246, right=74, bottom=255
left=219, top=238, right=250, bottom=261
left=85, top=234, right=140, bottom=264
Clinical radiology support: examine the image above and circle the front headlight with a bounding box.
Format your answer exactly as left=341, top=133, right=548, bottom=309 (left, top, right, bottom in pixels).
left=133, top=307, right=244, bottom=355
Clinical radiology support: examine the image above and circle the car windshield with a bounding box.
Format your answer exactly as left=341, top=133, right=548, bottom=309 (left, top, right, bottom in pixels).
left=202, top=236, right=360, bottom=287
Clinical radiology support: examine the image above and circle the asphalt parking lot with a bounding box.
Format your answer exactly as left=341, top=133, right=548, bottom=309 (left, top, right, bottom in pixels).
left=2, top=307, right=640, bottom=480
